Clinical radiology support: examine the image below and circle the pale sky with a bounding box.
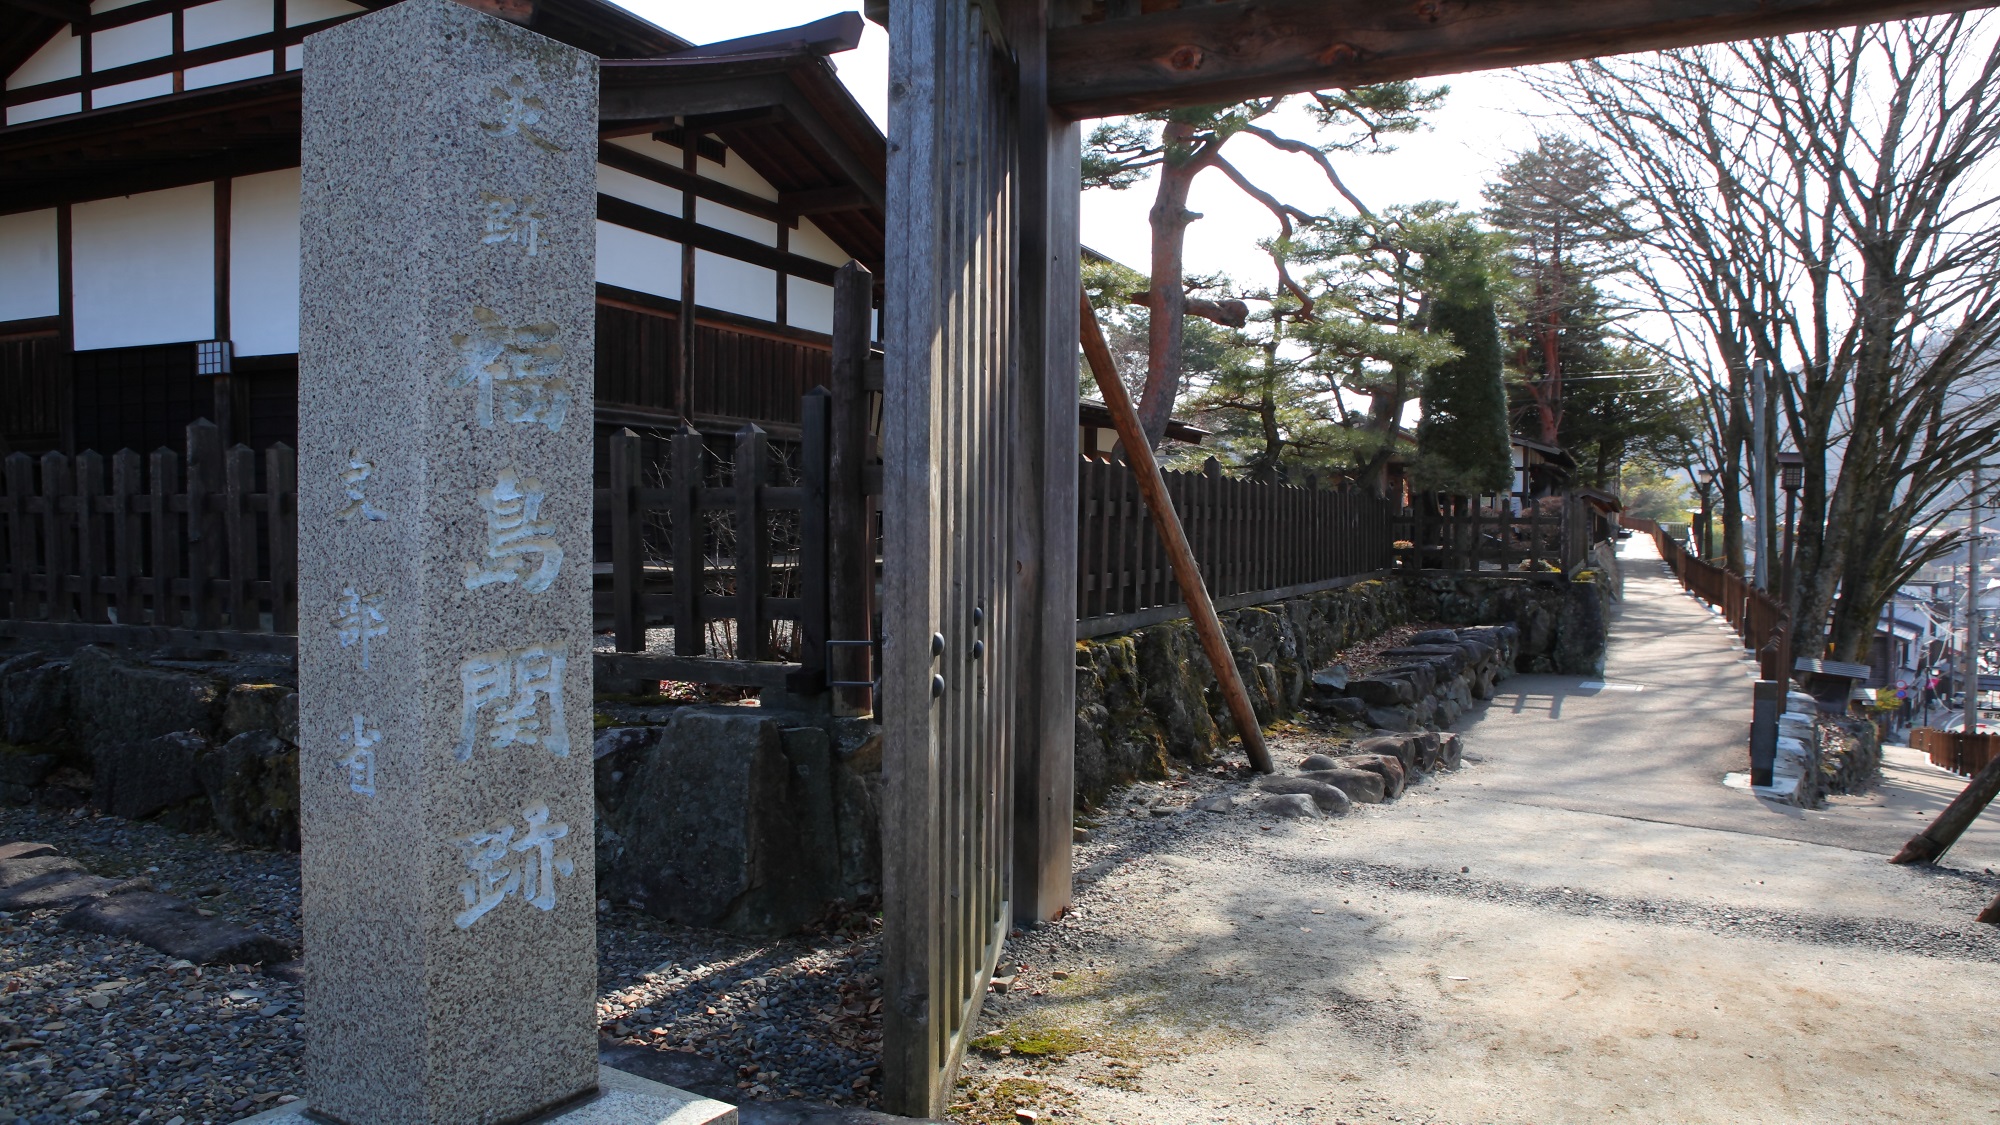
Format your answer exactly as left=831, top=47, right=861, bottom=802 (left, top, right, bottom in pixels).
left=615, top=1, right=1548, bottom=288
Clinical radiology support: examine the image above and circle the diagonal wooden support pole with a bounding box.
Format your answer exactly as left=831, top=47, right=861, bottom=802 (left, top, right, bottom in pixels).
left=1891, top=753, right=2000, bottom=865
left=1078, top=292, right=1273, bottom=775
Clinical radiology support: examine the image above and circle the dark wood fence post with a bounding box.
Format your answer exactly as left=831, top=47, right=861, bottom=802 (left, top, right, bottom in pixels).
left=608, top=427, right=645, bottom=652
left=38, top=451, right=72, bottom=623
left=828, top=262, right=875, bottom=714
left=225, top=444, right=255, bottom=629
left=267, top=444, right=298, bottom=633
left=1, top=454, right=30, bottom=620
left=150, top=448, right=182, bottom=627
left=186, top=419, right=223, bottom=629
left=798, top=387, right=832, bottom=693
left=75, top=450, right=106, bottom=623
left=671, top=423, right=704, bottom=656
left=735, top=423, right=769, bottom=662
left=112, top=450, right=142, bottom=626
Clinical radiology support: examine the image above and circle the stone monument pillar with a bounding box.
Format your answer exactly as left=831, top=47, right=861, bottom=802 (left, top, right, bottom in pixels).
left=296, top=2, right=610, bottom=1121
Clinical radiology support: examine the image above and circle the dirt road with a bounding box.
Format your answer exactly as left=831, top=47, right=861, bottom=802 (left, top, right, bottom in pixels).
left=955, top=542, right=2000, bottom=1125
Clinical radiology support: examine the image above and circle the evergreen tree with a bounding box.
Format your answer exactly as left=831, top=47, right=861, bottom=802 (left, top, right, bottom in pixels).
left=1408, top=227, right=1513, bottom=496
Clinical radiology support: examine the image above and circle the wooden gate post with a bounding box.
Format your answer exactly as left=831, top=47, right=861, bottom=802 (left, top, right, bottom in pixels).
left=608, top=428, right=645, bottom=652
left=1009, top=1, right=1081, bottom=927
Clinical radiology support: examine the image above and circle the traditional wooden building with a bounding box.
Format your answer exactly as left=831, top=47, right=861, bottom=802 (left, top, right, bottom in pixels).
left=0, top=0, right=886, bottom=458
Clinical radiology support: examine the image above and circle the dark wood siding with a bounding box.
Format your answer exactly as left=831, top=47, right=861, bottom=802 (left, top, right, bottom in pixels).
left=595, top=298, right=832, bottom=426
left=70, top=342, right=204, bottom=457
left=0, top=324, right=65, bottom=456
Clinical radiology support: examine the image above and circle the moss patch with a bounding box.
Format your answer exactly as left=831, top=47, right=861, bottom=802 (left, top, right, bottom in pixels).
left=948, top=1076, right=1078, bottom=1125
left=970, top=1023, right=1088, bottom=1059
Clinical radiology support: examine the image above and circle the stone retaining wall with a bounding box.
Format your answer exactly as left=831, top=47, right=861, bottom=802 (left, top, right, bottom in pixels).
left=1074, top=572, right=1612, bottom=805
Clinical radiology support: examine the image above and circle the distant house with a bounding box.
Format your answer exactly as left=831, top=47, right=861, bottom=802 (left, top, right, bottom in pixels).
left=0, top=0, right=886, bottom=459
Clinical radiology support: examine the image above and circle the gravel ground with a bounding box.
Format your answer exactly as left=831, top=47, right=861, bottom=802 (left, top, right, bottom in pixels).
left=0, top=806, right=888, bottom=1123
left=0, top=807, right=304, bottom=1125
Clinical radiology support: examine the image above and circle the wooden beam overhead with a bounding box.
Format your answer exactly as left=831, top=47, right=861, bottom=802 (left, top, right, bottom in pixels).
left=1047, top=0, right=2000, bottom=118
left=0, top=0, right=87, bottom=22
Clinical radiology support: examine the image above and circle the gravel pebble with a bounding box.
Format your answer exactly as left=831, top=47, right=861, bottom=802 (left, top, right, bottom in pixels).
left=0, top=805, right=888, bottom=1121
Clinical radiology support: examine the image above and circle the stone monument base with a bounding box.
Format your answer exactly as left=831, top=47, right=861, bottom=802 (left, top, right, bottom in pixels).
left=237, top=1066, right=738, bottom=1124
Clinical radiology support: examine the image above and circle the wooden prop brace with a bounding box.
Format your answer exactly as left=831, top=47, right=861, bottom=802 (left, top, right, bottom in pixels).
left=1077, top=292, right=1274, bottom=775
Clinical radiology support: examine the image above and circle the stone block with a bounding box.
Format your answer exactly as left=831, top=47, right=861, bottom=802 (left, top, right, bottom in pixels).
left=1331, top=753, right=1405, bottom=798
left=223, top=684, right=300, bottom=744
left=62, top=890, right=293, bottom=966
left=1255, top=775, right=1352, bottom=815
left=0, top=656, right=69, bottom=745
left=0, top=746, right=56, bottom=804
left=296, top=1, right=601, bottom=1119
left=1365, top=705, right=1417, bottom=732
left=597, top=709, right=844, bottom=935
left=239, top=1065, right=738, bottom=1125
left=1257, top=792, right=1322, bottom=818
left=196, top=731, right=302, bottom=851
left=69, top=646, right=220, bottom=758
left=1300, top=767, right=1385, bottom=803
left=92, top=730, right=208, bottom=822
left=1345, top=677, right=1408, bottom=707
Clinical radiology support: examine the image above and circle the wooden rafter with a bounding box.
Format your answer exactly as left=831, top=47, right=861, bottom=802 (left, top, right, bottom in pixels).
left=1049, top=0, right=2000, bottom=118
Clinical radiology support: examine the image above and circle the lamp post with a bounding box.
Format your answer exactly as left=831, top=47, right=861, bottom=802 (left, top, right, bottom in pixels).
left=1777, top=451, right=1804, bottom=610
left=1695, top=467, right=1716, bottom=559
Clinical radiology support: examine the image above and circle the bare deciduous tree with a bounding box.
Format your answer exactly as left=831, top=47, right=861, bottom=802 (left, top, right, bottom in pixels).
left=1537, top=16, right=2000, bottom=662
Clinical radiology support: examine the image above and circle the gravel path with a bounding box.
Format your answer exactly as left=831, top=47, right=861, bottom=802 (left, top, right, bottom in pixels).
left=950, top=545, right=2000, bottom=1125
left=0, top=806, right=887, bottom=1124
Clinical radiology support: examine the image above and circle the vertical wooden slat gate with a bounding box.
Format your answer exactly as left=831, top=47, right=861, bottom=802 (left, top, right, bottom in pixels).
left=881, top=0, right=1035, bottom=1115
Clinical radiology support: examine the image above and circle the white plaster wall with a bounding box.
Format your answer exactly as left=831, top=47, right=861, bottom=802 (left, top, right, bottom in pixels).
left=606, top=135, right=683, bottom=166
left=185, top=53, right=274, bottom=90
left=90, top=0, right=150, bottom=12
left=183, top=0, right=273, bottom=49
left=597, top=222, right=680, bottom=300
left=230, top=168, right=301, bottom=356
left=698, top=201, right=775, bottom=246
left=597, top=163, right=680, bottom=216
left=283, top=44, right=300, bottom=70
left=697, top=251, right=775, bottom=321
left=7, top=94, right=81, bottom=126
left=72, top=183, right=215, bottom=350
left=6, top=28, right=79, bottom=89
left=789, top=219, right=849, bottom=267
left=91, top=14, right=171, bottom=71
left=284, top=0, right=364, bottom=26
left=0, top=210, right=60, bottom=323
left=93, top=74, right=175, bottom=108
left=697, top=154, right=778, bottom=202
left=786, top=277, right=834, bottom=334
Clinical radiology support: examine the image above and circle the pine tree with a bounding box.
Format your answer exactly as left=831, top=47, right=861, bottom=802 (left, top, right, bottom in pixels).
left=1411, top=242, right=1513, bottom=497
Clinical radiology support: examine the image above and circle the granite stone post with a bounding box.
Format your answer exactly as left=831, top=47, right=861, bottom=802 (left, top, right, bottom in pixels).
left=297, top=2, right=599, bottom=1120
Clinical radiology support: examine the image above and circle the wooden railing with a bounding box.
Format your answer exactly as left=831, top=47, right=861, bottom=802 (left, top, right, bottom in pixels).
left=0, top=419, right=297, bottom=654
left=1911, top=727, right=1999, bottom=776
left=1650, top=523, right=1792, bottom=679
left=1075, top=457, right=1398, bottom=638
left=1392, top=491, right=1595, bottom=575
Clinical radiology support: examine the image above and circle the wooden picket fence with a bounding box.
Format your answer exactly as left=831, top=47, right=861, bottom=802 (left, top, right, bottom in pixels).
left=1075, top=457, right=1398, bottom=638
left=1651, top=523, right=1792, bottom=679
left=594, top=388, right=857, bottom=693
left=1910, top=727, right=2000, bottom=777
left=1395, top=491, right=1591, bottom=575
left=0, top=419, right=298, bottom=653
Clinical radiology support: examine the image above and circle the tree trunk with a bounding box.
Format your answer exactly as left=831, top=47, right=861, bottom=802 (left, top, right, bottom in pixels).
left=1137, top=121, right=1203, bottom=450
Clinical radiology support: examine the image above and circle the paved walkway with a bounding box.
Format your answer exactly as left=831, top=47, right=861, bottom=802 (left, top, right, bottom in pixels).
left=965, top=540, right=2000, bottom=1125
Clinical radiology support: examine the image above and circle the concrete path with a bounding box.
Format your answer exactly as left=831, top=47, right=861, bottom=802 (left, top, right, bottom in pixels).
left=962, top=541, right=2000, bottom=1125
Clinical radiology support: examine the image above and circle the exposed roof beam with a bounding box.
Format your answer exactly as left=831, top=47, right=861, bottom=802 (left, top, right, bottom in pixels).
left=0, top=0, right=88, bottom=23
left=1048, top=0, right=2000, bottom=118
left=779, top=183, right=869, bottom=215
left=664, top=11, right=862, bottom=60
